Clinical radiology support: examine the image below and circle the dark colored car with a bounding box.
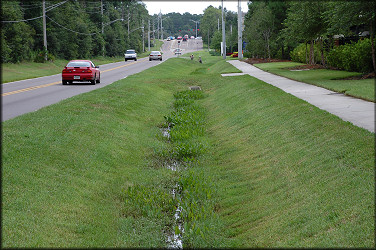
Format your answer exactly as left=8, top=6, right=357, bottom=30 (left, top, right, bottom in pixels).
left=62, top=60, right=100, bottom=85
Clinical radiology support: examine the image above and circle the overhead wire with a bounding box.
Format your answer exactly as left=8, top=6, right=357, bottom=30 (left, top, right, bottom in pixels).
left=45, top=0, right=69, bottom=12
left=46, top=15, right=98, bottom=36
left=1, top=0, right=68, bottom=23
left=2, top=0, right=121, bottom=36
left=1, top=15, right=43, bottom=23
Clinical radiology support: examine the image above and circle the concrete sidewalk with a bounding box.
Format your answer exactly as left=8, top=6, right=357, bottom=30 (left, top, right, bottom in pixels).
left=224, top=60, right=375, bottom=133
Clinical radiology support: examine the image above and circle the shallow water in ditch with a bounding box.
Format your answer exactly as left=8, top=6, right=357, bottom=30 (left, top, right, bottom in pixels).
left=161, top=127, right=184, bottom=249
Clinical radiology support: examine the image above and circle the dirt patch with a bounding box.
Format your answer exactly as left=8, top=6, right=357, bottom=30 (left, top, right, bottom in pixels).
left=243, top=58, right=375, bottom=80
left=242, top=58, right=291, bottom=65
left=287, top=64, right=327, bottom=70
left=340, top=72, right=375, bottom=80
left=286, top=64, right=375, bottom=79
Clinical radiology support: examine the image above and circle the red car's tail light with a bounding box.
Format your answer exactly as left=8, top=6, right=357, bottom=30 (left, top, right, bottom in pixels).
left=62, top=69, right=68, bottom=73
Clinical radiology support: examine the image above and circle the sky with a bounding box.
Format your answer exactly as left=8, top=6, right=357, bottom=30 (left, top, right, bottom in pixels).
left=143, top=1, right=249, bottom=15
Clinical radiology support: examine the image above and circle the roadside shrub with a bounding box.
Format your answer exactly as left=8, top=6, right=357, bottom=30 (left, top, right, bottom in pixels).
left=326, top=38, right=373, bottom=73
left=34, top=49, right=55, bottom=63
left=243, top=51, right=252, bottom=59
left=209, top=50, right=220, bottom=56
left=290, top=43, right=322, bottom=64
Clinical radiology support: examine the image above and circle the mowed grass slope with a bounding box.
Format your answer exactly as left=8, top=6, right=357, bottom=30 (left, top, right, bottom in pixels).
left=203, top=74, right=374, bottom=247
left=2, top=52, right=374, bottom=247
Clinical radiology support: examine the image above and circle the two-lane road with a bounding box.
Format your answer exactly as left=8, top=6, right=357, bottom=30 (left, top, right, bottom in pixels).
left=2, top=38, right=203, bottom=121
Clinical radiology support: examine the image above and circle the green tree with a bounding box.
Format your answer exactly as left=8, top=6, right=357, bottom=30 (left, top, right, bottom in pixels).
left=244, top=1, right=274, bottom=60
left=211, top=30, right=222, bottom=51
left=1, top=1, right=36, bottom=63
left=282, top=1, right=327, bottom=65
left=200, top=5, right=221, bottom=49
left=324, top=1, right=376, bottom=73
left=225, top=10, right=238, bottom=53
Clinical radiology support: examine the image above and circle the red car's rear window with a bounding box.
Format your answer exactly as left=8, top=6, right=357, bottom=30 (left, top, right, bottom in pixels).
left=67, top=62, right=91, bottom=67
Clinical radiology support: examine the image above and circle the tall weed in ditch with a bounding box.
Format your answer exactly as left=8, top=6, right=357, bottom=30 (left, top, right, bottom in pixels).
left=123, top=184, right=178, bottom=219
left=164, top=90, right=208, bottom=162
left=177, top=169, right=224, bottom=247
left=164, top=89, right=227, bottom=247
left=122, top=88, right=221, bottom=247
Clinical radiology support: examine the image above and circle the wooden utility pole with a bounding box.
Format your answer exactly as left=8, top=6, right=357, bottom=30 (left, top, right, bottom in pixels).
left=43, top=0, right=47, bottom=61
left=148, top=19, right=150, bottom=51
left=222, top=0, right=226, bottom=59
left=101, top=0, right=104, bottom=56
left=142, top=19, right=145, bottom=52
left=238, top=0, right=243, bottom=59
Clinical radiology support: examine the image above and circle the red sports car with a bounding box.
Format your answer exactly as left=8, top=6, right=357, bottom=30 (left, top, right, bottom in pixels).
left=62, top=60, right=100, bottom=85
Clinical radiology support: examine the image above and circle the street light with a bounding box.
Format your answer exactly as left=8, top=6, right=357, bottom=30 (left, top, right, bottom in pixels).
left=190, top=19, right=200, bottom=38
left=161, top=16, right=170, bottom=40
left=103, top=18, right=124, bottom=27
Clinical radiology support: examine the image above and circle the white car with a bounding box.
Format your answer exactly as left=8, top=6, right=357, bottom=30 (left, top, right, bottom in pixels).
left=124, top=49, right=137, bottom=61
left=149, top=51, right=162, bottom=61
left=174, top=48, right=182, bottom=55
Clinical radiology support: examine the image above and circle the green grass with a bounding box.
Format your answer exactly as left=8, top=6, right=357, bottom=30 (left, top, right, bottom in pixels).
left=253, top=62, right=375, bottom=102
left=2, top=53, right=374, bottom=248
left=203, top=74, right=374, bottom=247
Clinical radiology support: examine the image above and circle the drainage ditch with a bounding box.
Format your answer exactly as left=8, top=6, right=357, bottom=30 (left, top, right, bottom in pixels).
left=123, top=88, right=214, bottom=248
left=161, top=88, right=206, bottom=248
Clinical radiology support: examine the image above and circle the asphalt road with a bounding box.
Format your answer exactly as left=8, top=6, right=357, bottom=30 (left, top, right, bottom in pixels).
left=2, top=38, right=203, bottom=121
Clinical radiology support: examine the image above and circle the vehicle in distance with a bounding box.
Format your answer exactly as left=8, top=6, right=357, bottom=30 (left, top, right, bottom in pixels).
left=177, top=36, right=182, bottom=40
left=174, top=48, right=182, bottom=55
left=231, top=52, right=239, bottom=57
left=183, top=34, right=188, bottom=41
left=124, top=49, right=137, bottom=61
left=149, top=51, right=162, bottom=61
left=167, top=37, right=171, bottom=41
left=190, top=36, right=195, bottom=39
left=62, top=60, right=100, bottom=85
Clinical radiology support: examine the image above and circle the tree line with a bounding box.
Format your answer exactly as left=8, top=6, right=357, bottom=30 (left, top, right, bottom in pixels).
left=1, top=0, right=150, bottom=63
left=200, top=1, right=375, bottom=73
left=243, top=0, right=375, bottom=73
left=2, top=1, right=375, bottom=73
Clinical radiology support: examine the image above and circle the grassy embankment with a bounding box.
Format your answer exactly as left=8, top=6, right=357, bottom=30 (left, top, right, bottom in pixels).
left=253, top=62, right=375, bottom=102
left=1, top=39, right=164, bottom=83
left=2, top=52, right=374, bottom=248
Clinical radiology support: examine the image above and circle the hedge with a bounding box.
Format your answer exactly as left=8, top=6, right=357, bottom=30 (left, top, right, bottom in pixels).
left=290, top=38, right=374, bottom=73
left=326, top=38, right=373, bottom=73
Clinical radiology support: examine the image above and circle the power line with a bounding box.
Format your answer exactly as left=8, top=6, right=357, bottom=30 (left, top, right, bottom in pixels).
left=4, top=2, right=41, bottom=7
left=1, top=0, right=68, bottom=23
left=45, top=0, right=68, bottom=12
left=2, top=15, right=43, bottom=23
left=46, top=15, right=97, bottom=36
